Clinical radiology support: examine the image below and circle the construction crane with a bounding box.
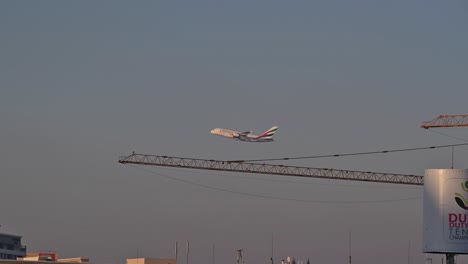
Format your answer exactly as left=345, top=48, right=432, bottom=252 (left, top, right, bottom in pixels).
left=118, top=153, right=424, bottom=185
left=421, top=114, right=468, bottom=129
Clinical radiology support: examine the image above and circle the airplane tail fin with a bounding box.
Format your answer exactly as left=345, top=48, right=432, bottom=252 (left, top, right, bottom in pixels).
left=256, top=126, right=279, bottom=139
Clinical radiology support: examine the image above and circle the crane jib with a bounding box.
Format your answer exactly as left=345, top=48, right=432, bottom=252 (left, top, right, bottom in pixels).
left=118, top=153, right=424, bottom=186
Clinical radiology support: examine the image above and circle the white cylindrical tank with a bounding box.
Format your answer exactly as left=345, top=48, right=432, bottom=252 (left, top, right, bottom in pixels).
left=424, top=169, right=468, bottom=253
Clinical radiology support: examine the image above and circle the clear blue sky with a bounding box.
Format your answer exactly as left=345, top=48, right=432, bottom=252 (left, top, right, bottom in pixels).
left=1, top=1, right=467, bottom=264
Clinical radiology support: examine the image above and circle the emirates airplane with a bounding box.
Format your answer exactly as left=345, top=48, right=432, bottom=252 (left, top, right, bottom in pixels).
left=210, top=126, right=278, bottom=142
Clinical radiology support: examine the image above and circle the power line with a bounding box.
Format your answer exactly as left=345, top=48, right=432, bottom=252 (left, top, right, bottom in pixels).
left=230, top=143, right=468, bottom=163
left=125, top=165, right=422, bottom=204
left=426, top=129, right=468, bottom=142
left=155, top=166, right=422, bottom=190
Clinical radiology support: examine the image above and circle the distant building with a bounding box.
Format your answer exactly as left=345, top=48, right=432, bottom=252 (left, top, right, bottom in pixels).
left=0, top=259, right=90, bottom=264
left=0, top=233, right=26, bottom=260
left=0, top=251, right=90, bottom=264
left=21, top=252, right=58, bottom=261
left=127, top=258, right=176, bottom=264
left=18, top=252, right=89, bottom=263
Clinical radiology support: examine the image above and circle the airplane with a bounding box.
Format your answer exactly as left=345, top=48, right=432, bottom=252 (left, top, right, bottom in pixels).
left=210, top=126, right=278, bottom=142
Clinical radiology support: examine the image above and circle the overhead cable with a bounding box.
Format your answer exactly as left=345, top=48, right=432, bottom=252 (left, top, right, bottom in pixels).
left=426, top=129, right=468, bottom=142
left=230, top=142, right=468, bottom=163
left=126, top=165, right=422, bottom=204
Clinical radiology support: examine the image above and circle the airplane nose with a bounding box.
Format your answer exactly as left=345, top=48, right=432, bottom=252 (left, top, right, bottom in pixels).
left=210, top=129, right=215, bottom=134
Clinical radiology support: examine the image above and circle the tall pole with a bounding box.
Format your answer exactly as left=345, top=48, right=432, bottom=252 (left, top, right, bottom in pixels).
left=236, top=249, right=244, bottom=264
left=175, top=241, right=178, bottom=263
left=271, top=234, right=274, bottom=263
left=186, top=240, right=189, bottom=264
left=348, top=230, right=352, bottom=264
left=446, top=253, right=455, bottom=264
left=407, top=240, right=410, bottom=264
left=425, top=253, right=432, bottom=264
left=212, top=244, right=215, bottom=264
left=451, top=146, right=454, bottom=169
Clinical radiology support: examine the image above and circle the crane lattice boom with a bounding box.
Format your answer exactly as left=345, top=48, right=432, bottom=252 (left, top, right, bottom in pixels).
left=421, top=114, right=468, bottom=129
left=118, top=153, right=424, bottom=185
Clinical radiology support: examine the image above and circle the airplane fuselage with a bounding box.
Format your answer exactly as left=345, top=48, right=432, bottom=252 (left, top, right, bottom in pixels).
left=210, top=128, right=275, bottom=142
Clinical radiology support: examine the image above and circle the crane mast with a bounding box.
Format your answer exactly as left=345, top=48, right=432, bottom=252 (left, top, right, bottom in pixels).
left=118, top=153, right=423, bottom=185
left=421, top=114, right=468, bottom=129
